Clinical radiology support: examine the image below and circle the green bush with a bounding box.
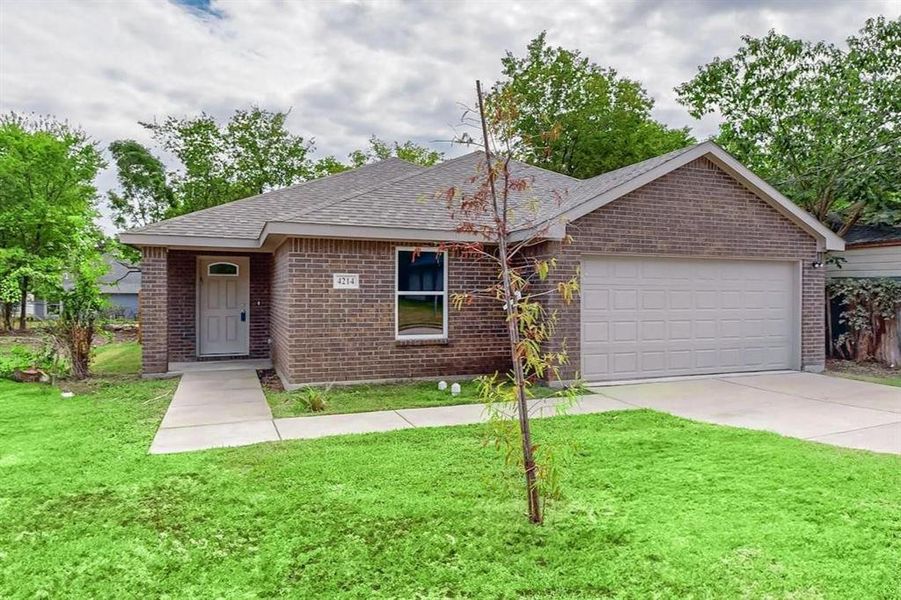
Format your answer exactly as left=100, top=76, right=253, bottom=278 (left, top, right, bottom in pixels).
left=829, top=278, right=901, bottom=364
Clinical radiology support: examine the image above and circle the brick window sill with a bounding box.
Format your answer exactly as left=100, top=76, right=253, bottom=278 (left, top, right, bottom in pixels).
left=395, top=338, right=449, bottom=347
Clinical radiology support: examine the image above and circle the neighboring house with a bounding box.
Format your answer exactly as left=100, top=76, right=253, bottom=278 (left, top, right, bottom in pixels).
left=827, top=223, right=901, bottom=280
left=100, top=257, right=141, bottom=319
left=120, top=141, right=843, bottom=387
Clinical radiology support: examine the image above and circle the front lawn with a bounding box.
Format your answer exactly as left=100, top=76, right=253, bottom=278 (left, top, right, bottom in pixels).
left=265, top=378, right=557, bottom=418
left=92, top=340, right=141, bottom=376
left=1, top=379, right=899, bottom=598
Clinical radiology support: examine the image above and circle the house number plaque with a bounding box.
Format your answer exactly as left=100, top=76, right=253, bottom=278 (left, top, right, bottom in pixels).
left=333, top=273, right=359, bottom=289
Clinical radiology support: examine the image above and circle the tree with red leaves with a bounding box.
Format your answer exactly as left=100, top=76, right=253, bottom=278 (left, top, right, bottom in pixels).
left=437, top=82, right=580, bottom=524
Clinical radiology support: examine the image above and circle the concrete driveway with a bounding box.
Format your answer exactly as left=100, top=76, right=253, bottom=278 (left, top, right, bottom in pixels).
left=591, top=372, right=901, bottom=454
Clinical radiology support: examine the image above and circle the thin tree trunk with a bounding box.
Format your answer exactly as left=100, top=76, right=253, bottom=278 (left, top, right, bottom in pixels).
left=18, top=277, right=28, bottom=331
left=825, top=288, right=833, bottom=358
left=477, top=80, right=542, bottom=524
left=1, top=302, right=10, bottom=331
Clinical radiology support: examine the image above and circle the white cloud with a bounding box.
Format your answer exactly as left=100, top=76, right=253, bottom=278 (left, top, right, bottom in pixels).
left=0, top=0, right=894, bottom=232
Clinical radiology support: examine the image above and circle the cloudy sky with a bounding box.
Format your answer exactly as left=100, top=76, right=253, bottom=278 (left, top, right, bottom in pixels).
left=1, top=0, right=896, bottom=232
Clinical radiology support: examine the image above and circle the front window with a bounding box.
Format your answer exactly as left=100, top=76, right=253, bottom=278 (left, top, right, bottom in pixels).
left=396, top=249, right=447, bottom=339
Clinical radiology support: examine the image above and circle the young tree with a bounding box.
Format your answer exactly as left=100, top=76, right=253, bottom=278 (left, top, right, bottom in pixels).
left=141, top=106, right=314, bottom=216
left=107, top=139, right=174, bottom=229
left=676, top=16, right=900, bottom=235
left=348, top=135, right=444, bottom=167
left=489, top=32, right=694, bottom=178
left=0, top=113, right=104, bottom=330
left=46, top=233, right=108, bottom=380
left=440, top=82, right=579, bottom=524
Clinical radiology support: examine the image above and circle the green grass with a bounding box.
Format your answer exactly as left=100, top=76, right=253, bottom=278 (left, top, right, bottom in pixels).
left=92, top=341, right=141, bottom=376
left=2, top=379, right=900, bottom=598
left=827, top=360, right=901, bottom=388
left=838, top=373, right=901, bottom=387
left=266, top=379, right=557, bottom=418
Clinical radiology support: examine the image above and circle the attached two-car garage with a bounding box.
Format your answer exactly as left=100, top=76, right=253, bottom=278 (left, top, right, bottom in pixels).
left=581, top=256, right=800, bottom=382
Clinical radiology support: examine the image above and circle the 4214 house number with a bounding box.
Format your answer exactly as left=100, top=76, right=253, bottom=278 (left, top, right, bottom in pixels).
left=333, top=273, right=359, bottom=289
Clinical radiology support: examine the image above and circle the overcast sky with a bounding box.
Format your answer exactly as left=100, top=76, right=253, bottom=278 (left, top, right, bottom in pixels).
left=1, top=0, right=896, bottom=232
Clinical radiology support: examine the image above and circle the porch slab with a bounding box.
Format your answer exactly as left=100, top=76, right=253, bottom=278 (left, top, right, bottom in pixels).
left=167, top=359, right=273, bottom=376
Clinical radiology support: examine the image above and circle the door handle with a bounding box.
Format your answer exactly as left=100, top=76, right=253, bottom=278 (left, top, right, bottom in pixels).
left=240, top=310, right=246, bottom=322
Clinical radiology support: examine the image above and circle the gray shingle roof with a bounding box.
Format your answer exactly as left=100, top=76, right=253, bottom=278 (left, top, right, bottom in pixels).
left=124, top=144, right=705, bottom=241
left=126, top=158, right=426, bottom=239
left=844, top=223, right=901, bottom=246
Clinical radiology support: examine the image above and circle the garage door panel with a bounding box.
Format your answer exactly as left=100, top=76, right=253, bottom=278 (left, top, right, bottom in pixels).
left=581, top=257, right=798, bottom=381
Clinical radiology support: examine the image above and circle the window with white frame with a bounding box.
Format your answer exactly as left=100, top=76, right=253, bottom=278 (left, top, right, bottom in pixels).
left=396, top=248, right=447, bottom=339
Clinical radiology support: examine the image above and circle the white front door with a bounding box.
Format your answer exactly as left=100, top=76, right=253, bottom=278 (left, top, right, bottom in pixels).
left=581, top=256, right=800, bottom=381
left=198, top=257, right=250, bottom=356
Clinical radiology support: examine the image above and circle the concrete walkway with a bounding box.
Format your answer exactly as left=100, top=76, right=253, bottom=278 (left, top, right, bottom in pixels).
left=150, top=369, right=279, bottom=454
left=150, top=370, right=900, bottom=455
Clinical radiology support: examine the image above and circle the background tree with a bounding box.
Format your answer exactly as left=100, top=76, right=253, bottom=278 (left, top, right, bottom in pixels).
left=139, top=106, right=314, bottom=217
left=488, top=32, right=694, bottom=178
left=348, top=135, right=443, bottom=168
left=0, top=113, right=104, bottom=330
left=676, top=16, right=900, bottom=235
left=45, top=232, right=108, bottom=380
left=107, top=140, right=174, bottom=229
left=442, top=82, right=579, bottom=524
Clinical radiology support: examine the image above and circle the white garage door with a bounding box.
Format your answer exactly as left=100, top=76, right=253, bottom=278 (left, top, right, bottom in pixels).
left=581, top=256, right=799, bottom=382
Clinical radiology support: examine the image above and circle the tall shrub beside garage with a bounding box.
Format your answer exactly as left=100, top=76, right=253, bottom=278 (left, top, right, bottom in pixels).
left=437, top=82, right=580, bottom=524
left=829, top=278, right=901, bottom=366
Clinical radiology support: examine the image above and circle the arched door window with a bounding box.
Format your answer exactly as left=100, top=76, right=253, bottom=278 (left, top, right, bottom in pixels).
left=207, top=262, right=239, bottom=276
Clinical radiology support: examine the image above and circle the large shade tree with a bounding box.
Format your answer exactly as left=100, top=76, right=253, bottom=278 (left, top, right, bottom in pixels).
left=110, top=109, right=444, bottom=226
left=140, top=106, right=315, bottom=217
left=488, top=32, right=694, bottom=179
left=0, top=114, right=104, bottom=330
left=676, top=16, right=900, bottom=235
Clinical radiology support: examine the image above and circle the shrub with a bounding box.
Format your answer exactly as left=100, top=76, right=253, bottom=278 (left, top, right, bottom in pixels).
left=299, top=387, right=329, bottom=412
left=829, top=278, right=901, bottom=365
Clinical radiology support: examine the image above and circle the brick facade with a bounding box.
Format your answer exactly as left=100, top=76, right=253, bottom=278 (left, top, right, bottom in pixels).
left=535, top=157, right=824, bottom=381
left=271, top=237, right=510, bottom=385
left=141, top=156, right=827, bottom=382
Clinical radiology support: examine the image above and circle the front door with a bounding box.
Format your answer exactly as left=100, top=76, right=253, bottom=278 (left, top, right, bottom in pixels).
left=198, top=256, right=250, bottom=356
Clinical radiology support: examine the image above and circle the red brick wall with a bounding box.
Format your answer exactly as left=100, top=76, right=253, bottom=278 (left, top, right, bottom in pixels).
left=535, top=157, right=823, bottom=380
left=271, top=238, right=510, bottom=385
left=166, top=251, right=271, bottom=362
left=140, top=247, right=168, bottom=374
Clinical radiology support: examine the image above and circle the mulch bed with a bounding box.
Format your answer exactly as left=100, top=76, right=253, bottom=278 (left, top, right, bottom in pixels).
left=257, top=369, right=284, bottom=392
left=826, top=358, right=899, bottom=378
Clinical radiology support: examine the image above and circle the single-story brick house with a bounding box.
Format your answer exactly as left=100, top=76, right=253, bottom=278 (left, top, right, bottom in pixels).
left=120, top=141, right=843, bottom=387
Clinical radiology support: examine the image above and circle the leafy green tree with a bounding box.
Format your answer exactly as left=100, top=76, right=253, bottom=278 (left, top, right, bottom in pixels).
left=0, top=113, right=104, bottom=330
left=488, top=32, right=694, bottom=178
left=676, top=16, right=900, bottom=235
left=107, top=140, right=174, bottom=229
left=141, top=106, right=314, bottom=216
left=348, top=135, right=443, bottom=167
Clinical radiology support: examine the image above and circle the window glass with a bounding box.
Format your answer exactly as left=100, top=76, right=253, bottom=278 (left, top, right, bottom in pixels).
left=397, top=250, right=444, bottom=292
left=396, top=249, right=446, bottom=338
left=208, top=262, right=238, bottom=276
left=397, top=294, right=444, bottom=336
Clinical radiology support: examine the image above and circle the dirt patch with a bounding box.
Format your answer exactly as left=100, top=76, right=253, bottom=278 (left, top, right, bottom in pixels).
left=826, top=359, right=900, bottom=379
left=257, top=369, right=284, bottom=392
